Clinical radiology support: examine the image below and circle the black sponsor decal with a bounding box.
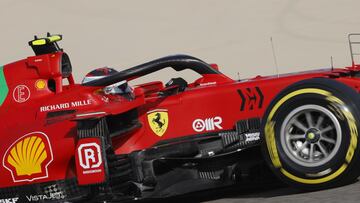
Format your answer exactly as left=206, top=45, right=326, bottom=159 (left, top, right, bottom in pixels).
left=238, top=87, right=264, bottom=111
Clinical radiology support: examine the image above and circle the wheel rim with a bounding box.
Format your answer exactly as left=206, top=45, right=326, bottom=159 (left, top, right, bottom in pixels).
left=280, top=104, right=342, bottom=168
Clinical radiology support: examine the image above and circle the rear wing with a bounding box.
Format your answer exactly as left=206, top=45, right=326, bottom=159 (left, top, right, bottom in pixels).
left=348, top=33, right=360, bottom=67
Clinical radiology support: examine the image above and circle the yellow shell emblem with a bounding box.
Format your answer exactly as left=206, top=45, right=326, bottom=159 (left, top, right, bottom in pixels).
left=147, top=110, right=169, bottom=137
left=35, top=79, right=47, bottom=90
left=3, top=132, right=53, bottom=182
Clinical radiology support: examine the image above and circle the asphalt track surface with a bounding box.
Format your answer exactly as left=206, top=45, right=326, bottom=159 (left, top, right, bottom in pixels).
left=141, top=179, right=360, bottom=203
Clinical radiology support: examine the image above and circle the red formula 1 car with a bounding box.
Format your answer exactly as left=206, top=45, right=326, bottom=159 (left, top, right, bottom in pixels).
left=1, top=34, right=360, bottom=202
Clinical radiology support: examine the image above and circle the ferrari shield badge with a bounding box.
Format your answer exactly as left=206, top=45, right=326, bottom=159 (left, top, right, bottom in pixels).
left=147, top=109, right=169, bottom=137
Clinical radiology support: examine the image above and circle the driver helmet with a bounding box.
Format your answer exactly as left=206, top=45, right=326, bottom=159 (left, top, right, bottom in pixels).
left=82, top=67, right=118, bottom=84
left=82, top=67, right=132, bottom=95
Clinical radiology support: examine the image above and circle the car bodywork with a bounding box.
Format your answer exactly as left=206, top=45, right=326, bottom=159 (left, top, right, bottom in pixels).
left=1, top=34, right=360, bottom=202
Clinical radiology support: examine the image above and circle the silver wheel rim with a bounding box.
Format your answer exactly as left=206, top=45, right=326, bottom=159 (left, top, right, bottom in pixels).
left=280, top=104, right=342, bottom=167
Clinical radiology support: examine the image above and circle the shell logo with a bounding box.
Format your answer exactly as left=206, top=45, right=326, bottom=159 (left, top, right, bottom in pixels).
left=35, top=79, right=47, bottom=90
left=3, top=132, right=53, bottom=182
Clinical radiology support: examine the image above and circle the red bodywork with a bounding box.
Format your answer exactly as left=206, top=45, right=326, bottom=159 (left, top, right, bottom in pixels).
left=1, top=51, right=360, bottom=189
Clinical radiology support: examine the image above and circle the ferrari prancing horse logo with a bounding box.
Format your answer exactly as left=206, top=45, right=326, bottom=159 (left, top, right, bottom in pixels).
left=147, top=110, right=169, bottom=137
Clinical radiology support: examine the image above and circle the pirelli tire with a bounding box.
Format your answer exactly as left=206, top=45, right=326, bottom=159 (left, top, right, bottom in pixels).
left=261, top=78, right=360, bottom=190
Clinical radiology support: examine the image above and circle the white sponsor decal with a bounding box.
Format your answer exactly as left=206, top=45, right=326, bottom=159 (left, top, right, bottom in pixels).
left=199, top=82, right=217, bottom=87
left=192, top=116, right=223, bottom=132
left=78, top=143, right=103, bottom=174
left=13, top=85, right=30, bottom=103
left=26, top=193, right=65, bottom=202
left=25, top=184, right=66, bottom=202
left=0, top=198, right=18, bottom=203
left=245, top=132, right=260, bottom=142
left=40, top=99, right=92, bottom=112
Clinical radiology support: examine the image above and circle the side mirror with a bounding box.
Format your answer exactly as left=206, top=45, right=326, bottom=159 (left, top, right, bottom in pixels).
left=134, top=87, right=144, bottom=98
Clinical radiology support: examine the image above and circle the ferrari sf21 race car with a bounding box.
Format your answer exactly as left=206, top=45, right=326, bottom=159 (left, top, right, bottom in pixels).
left=1, top=34, right=360, bottom=203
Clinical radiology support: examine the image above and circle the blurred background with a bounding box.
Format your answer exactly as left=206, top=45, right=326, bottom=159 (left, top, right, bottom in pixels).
left=1, top=0, right=360, bottom=84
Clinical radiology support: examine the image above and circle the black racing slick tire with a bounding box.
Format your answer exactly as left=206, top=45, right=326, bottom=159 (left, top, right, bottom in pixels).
left=261, top=78, right=360, bottom=190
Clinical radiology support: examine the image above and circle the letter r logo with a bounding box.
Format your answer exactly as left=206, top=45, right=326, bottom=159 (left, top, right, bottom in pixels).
left=78, top=143, right=102, bottom=169
left=75, top=138, right=106, bottom=185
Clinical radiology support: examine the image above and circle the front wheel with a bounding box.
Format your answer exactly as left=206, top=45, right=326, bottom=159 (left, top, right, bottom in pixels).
left=262, top=78, right=360, bottom=190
